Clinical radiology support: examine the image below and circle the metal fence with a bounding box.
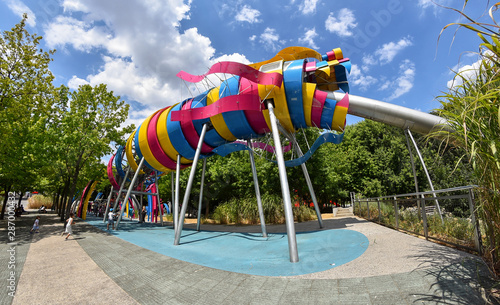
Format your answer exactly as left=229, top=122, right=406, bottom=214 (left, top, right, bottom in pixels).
left=352, top=185, right=482, bottom=254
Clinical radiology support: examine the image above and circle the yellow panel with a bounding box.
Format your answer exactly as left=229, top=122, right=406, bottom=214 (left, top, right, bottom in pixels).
left=334, top=48, right=343, bottom=60
left=138, top=110, right=171, bottom=173
left=262, top=109, right=271, bottom=131
left=257, top=63, right=295, bottom=133
left=156, top=104, right=191, bottom=165
left=332, top=105, right=348, bottom=132
left=206, top=87, right=237, bottom=141
left=81, top=180, right=98, bottom=220
left=125, top=131, right=145, bottom=174
left=249, top=46, right=322, bottom=70
left=302, top=83, right=317, bottom=127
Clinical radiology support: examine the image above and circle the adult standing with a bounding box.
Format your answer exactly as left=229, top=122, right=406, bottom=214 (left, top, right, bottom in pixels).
left=140, top=206, right=147, bottom=223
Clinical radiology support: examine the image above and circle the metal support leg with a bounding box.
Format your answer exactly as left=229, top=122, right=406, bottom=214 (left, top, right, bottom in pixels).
left=280, top=129, right=323, bottom=228
left=116, top=158, right=145, bottom=230
left=268, top=102, right=298, bottom=263
left=405, top=129, right=443, bottom=222
left=171, top=172, right=175, bottom=215
left=174, top=155, right=181, bottom=234
left=175, top=124, right=208, bottom=245
left=106, top=167, right=130, bottom=222
left=196, top=159, right=207, bottom=231
left=103, top=187, right=114, bottom=223
left=247, top=139, right=267, bottom=238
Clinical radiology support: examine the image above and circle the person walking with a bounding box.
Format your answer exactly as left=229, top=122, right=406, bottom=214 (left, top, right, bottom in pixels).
left=107, top=208, right=115, bottom=230
left=30, top=216, right=40, bottom=233
left=63, top=213, right=75, bottom=240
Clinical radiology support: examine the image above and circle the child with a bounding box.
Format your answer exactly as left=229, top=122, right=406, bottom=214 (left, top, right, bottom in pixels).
left=107, top=208, right=115, bottom=230
left=63, top=213, right=75, bottom=240
left=30, top=216, right=40, bottom=233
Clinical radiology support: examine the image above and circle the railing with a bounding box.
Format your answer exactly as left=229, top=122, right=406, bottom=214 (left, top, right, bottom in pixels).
left=352, top=185, right=482, bottom=254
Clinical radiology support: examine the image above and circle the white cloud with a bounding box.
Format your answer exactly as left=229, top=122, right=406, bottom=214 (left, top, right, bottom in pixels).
left=235, top=5, right=261, bottom=23
left=349, top=64, right=377, bottom=91
left=374, top=37, right=413, bottom=64
left=325, top=8, right=357, bottom=37
left=447, top=57, right=482, bottom=89
left=41, top=0, right=239, bottom=113
left=387, top=59, right=416, bottom=101
left=298, top=28, right=318, bottom=49
left=299, top=0, right=320, bottom=15
left=259, top=27, right=284, bottom=52
left=4, top=0, right=36, bottom=27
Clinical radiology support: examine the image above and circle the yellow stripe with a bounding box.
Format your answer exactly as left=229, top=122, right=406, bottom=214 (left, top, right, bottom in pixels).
left=125, top=131, right=145, bottom=173
left=333, top=48, right=343, bottom=60
left=257, top=62, right=295, bottom=133
left=156, top=104, right=192, bottom=165
left=138, top=110, right=171, bottom=173
left=207, top=87, right=237, bottom=141
left=332, top=106, right=348, bottom=132
left=302, top=83, right=316, bottom=127
left=81, top=181, right=98, bottom=220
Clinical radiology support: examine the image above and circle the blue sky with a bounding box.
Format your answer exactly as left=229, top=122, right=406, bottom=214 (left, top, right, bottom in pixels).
left=0, top=0, right=490, bottom=128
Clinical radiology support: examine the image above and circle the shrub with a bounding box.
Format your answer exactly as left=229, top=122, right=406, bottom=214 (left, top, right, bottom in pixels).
left=27, top=195, right=53, bottom=209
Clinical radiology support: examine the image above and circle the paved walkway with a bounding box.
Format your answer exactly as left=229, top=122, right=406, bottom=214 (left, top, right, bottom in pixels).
left=1, top=210, right=498, bottom=305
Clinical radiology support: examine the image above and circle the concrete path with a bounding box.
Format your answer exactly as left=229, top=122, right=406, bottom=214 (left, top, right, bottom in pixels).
left=1, top=210, right=498, bottom=305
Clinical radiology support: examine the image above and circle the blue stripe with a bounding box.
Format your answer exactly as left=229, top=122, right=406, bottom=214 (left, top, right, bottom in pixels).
left=219, top=76, right=259, bottom=139
left=283, top=59, right=307, bottom=129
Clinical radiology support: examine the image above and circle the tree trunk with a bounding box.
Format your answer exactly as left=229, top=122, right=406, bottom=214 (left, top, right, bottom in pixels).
left=0, top=184, right=13, bottom=220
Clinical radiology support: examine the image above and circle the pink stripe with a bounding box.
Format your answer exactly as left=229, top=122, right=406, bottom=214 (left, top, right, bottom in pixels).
left=176, top=61, right=283, bottom=87
left=107, top=154, right=120, bottom=190
left=180, top=100, right=214, bottom=154
left=147, top=107, right=188, bottom=170
left=311, top=90, right=327, bottom=127
left=170, top=94, right=262, bottom=122
left=240, top=78, right=269, bottom=134
left=337, top=92, right=349, bottom=108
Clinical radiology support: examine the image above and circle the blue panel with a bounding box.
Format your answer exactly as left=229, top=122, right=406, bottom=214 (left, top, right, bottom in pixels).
left=320, top=98, right=337, bottom=129
left=193, top=88, right=227, bottom=147
left=334, top=63, right=350, bottom=93
left=133, top=125, right=157, bottom=171
left=283, top=59, right=307, bottom=129
left=212, top=142, right=251, bottom=157
left=219, top=76, right=259, bottom=139
left=115, top=145, right=126, bottom=178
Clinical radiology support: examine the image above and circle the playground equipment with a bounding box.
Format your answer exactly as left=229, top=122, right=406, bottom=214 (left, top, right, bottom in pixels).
left=105, top=46, right=447, bottom=263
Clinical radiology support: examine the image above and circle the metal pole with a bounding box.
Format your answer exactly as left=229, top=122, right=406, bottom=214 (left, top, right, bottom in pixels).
left=103, top=187, right=114, bottom=223
left=421, top=194, right=429, bottom=239
left=116, top=158, right=145, bottom=230
left=174, top=155, right=181, bottom=234
left=171, top=172, right=175, bottom=217
left=377, top=198, right=381, bottom=223
left=394, top=196, right=399, bottom=229
left=467, top=188, right=482, bottom=255
left=405, top=129, right=421, bottom=218
left=267, top=101, right=299, bottom=263
left=196, top=159, right=207, bottom=231
left=406, top=129, right=443, bottom=222
left=107, top=167, right=130, bottom=222
left=247, top=139, right=267, bottom=238
left=279, top=128, right=323, bottom=228
left=174, top=124, right=208, bottom=245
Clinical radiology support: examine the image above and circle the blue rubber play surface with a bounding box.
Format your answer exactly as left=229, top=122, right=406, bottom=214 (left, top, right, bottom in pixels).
left=86, top=218, right=369, bottom=277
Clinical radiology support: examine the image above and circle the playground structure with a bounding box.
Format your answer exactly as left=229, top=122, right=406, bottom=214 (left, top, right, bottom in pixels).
left=100, top=46, right=447, bottom=263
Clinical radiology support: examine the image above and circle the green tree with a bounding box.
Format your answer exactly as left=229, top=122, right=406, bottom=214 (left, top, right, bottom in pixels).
left=0, top=14, right=56, bottom=219
left=48, top=84, right=134, bottom=220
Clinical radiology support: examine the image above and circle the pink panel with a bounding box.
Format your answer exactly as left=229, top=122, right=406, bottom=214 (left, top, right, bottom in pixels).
left=326, top=51, right=336, bottom=61
left=305, top=62, right=316, bottom=72
left=107, top=154, right=120, bottom=190
left=176, top=61, right=283, bottom=87
left=147, top=107, right=187, bottom=170
left=311, top=90, right=327, bottom=127
left=170, top=94, right=262, bottom=122
left=239, top=78, right=269, bottom=134
left=180, top=100, right=214, bottom=154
